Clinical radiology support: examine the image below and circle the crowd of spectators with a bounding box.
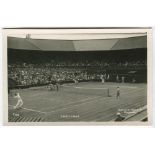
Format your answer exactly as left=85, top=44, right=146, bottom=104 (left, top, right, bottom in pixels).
left=9, top=59, right=146, bottom=68
left=8, top=60, right=146, bottom=86
left=8, top=65, right=89, bottom=86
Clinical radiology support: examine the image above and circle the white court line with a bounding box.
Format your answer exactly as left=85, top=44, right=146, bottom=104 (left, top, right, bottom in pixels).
left=64, top=85, right=108, bottom=89
left=114, top=86, right=138, bottom=89
left=63, top=85, right=138, bottom=89
left=75, top=87, right=108, bottom=90
left=8, top=105, right=47, bottom=114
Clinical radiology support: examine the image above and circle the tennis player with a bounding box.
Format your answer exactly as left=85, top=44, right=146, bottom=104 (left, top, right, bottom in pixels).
left=116, top=87, right=120, bottom=99
left=14, top=93, right=23, bottom=109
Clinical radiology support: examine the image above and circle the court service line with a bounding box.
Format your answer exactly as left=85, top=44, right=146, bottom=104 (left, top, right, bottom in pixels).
left=63, top=85, right=138, bottom=89
left=64, top=85, right=108, bottom=90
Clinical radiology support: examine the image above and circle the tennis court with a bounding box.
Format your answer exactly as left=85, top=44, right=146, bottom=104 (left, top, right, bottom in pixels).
left=8, top=82, right=147, bottom=122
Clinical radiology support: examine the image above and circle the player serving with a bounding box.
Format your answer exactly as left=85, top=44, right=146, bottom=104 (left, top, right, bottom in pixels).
left=13, top=92, right=23, bottom=109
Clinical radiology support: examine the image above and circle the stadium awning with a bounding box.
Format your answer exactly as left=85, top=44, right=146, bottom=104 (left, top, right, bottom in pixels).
left=8, top=35, right=147, bottom=51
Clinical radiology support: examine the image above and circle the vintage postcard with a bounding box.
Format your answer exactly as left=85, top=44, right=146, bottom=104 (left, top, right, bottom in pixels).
left=2, top=28, right=152, bottom=125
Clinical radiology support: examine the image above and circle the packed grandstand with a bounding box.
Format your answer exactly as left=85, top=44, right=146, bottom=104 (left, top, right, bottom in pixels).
left=8, top=35, right=147, bottom=89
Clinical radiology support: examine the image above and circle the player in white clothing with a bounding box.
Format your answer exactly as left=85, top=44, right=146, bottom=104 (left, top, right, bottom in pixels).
left=14, top=93, right=23, bottom=109
left=100, top=74, right=105, bottom=84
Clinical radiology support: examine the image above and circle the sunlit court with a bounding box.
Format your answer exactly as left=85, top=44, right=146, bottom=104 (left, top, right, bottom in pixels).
left=8, top=82, right=147, bottom=122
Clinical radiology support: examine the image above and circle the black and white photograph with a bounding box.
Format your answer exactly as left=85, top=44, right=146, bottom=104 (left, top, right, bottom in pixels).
left=3, top=28, right=152, bottom=125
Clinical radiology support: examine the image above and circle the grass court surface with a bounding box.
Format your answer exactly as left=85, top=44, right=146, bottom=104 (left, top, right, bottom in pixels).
left=8, top=82, right=147, bottom=122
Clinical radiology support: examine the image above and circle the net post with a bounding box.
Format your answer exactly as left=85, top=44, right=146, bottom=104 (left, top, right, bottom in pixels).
left=108, top=88, right=110, bottom=97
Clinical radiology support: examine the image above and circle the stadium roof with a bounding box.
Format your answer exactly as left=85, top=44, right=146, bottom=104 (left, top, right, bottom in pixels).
left=8, top=35, right=147, bottom=51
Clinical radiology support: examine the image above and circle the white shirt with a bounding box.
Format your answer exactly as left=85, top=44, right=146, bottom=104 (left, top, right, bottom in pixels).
left=15, top=93, right=22, bottom=101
